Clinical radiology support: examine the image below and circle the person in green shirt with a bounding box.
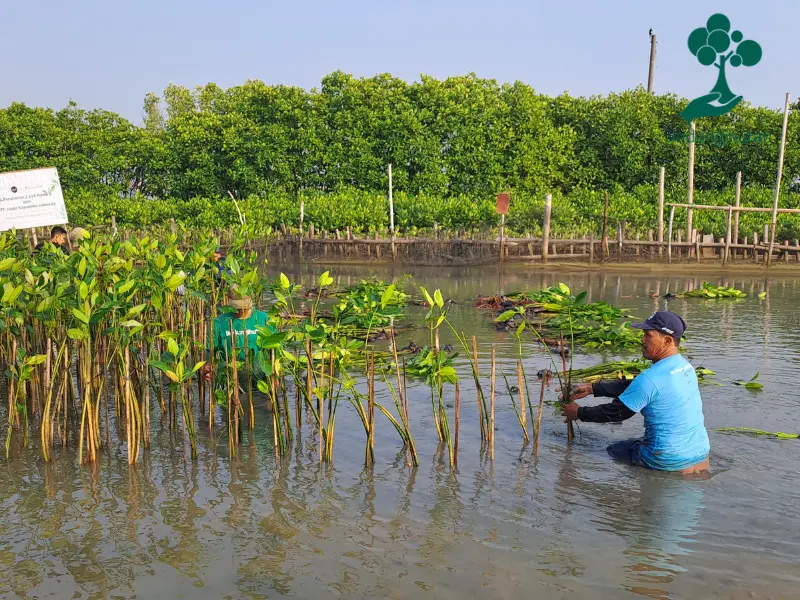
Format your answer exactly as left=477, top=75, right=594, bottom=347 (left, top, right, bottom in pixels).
left=202, top=287, right=275, bottom=379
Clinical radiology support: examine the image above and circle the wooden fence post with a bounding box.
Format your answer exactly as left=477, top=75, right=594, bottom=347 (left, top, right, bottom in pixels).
left=388, top=164, right=397, bottom=260
left=499, top=213, right=505, bottom=263
left=589, top=232, right=594, bottom=265
left=600, top=191, right=609, bottom=262
left=667, top=206, right=675, bottom=264
left=753, top=231, right=759, bottom=262
left=687, top=121, right=696, bottom=240
left=299, top=199, right=304, bottom=257
left=694, top=229, right=701, bottom=263
left=768, top=93, right=791, bottom=267
left=542, top=194, right=552, bottom=263
left=733, top=171, right=742, bottom=249
left=657, top=166, right=665, bottom=256
left=723, top=206, right=732, bottom=266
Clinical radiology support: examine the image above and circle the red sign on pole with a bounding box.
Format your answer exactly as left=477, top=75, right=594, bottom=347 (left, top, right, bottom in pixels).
left=496, top=192, right=510, bottom=215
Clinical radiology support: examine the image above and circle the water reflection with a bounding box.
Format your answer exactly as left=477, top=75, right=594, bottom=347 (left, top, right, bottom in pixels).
left=2, top=268, right=800, bottom=598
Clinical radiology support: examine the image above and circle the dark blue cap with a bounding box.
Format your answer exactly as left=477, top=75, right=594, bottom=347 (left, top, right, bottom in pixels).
left=630, top=310, right=686, bottom=339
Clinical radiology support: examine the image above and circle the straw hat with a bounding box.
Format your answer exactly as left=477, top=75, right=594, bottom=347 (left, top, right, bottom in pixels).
left=227, top=285, right=253, bottom=311
left=69, top=227, right=89, bottom=242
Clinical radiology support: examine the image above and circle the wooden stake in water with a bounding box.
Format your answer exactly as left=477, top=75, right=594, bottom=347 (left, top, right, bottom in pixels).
left=559, top=331, right=574, bottom=442
left=367, top=353, right=375, bottom=465
left=517, top=360, right=527, bottom=433
left=472, top=335, right=486, bottom=441
left=534, top=377, right=545, bottom=457
left=454, top=380, right=460, bottom=466
left=490, top=345, right=496, bottom=460
left=295, top=349, right=301, bottom=431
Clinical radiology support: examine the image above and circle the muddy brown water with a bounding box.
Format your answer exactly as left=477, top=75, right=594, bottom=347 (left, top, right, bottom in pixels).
left=2, top=265, right=798, bottom=599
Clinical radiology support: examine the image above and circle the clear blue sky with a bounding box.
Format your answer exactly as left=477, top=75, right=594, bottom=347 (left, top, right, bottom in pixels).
left=3, top=0, right=795, bottom=122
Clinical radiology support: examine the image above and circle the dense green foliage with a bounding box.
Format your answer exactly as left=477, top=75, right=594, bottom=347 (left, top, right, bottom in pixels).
left=3, top=72, right=799, bottom=236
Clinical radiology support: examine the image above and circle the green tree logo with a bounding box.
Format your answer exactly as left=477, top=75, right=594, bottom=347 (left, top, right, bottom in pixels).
left=680, top=13, right=762, bottom=123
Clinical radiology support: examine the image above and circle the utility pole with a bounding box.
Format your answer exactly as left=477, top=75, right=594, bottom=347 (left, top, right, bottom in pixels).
left=647, top=31, right=657, bottom=94
left=601, top=191, right=609, bottom=262
left=687, top=121, right=696, bottom=241
left=767, top=93, right=791, bottom=267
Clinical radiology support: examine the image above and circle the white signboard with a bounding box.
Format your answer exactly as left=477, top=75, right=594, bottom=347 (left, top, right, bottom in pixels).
left=0, top=167, right=69, bottom=232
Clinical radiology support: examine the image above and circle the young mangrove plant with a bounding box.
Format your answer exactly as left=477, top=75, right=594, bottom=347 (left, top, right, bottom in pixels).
left=419, top=286, right=456, bottom=466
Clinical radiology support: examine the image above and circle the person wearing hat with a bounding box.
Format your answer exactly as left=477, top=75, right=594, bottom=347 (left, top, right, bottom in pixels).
left=561, top=310, right=710, bottom=473
left=202, top=286, right=276, bottom=380
left=69, top=227, right=89, bottom=244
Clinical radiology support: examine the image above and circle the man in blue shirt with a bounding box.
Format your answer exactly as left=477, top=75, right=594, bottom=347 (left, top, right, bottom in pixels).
left=561, top=311, right=710, bottom=473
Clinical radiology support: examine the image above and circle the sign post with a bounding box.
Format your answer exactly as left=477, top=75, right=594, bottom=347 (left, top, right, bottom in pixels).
left=0, top=167, right=68, bottom=231
left=496, top=193, right=510, bottom=262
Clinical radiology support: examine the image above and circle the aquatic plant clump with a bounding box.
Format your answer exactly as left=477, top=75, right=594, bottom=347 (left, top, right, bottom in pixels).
left=677, top=283, right=747, bottom=299
left=494, top=283, right=642, bottom=351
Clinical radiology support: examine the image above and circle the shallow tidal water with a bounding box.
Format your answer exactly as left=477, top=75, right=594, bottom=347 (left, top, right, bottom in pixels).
left=1, top=265, right=799, bottom=599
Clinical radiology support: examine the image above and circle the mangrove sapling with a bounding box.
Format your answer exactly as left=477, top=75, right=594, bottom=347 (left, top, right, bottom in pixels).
left=149, top=332, right=205, bottom=460
left=367, top=353, right=375, bottom=466
left=5, top=348, right=46, bottom=458
left=441, top=312, right=489, bottom=440
left=499, top=364, right=528, bottom=443
left=497, top=284, right=581, bottom=443
left=376, top=370, right=418, bottom=466
left=516, top=362, right=529, bottom=443
left=420, top=286, right=455, bottom=466
left=390, top=328, right=418, bottom=467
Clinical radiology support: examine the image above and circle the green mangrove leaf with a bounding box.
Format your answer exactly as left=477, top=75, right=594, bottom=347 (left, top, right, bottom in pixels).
left=25, top=354, right=47, bottom=366
left=0, top=257, right=16, bottom=271
left=496, top=310, right=516, bottom=322
left=127, top=304, right=146, bottom=318
left=420, top=286, right=434, bottom=307
left=434, top=289, right=444, bottom=308
left=166, top=272, right=186, bottom=291
left=118, top=279, right=135, bottom=295
left=380, top=284, right=396, bottom=309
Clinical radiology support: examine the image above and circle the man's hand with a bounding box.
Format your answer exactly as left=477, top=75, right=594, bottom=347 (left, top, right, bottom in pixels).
left=202, top=363, right=212, bottom=382
left=561, top=402, right=580, bottom=423
left=558, top=383, right=592, bottom=401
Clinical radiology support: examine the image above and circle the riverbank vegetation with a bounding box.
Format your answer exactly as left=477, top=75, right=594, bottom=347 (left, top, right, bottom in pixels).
left=3, top=73, right=800, bottom=239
